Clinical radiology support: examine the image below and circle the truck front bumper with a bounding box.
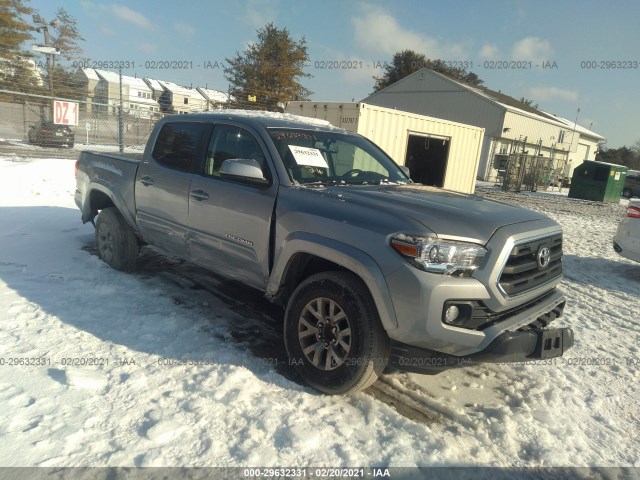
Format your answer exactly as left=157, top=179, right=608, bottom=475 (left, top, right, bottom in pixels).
left=389, top=326, right=574, bottom=373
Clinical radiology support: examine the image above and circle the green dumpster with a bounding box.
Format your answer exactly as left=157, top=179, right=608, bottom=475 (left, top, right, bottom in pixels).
left=568, top=161, right=627, bottom=203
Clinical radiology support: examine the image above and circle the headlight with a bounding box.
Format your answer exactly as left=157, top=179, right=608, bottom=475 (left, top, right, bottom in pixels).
left=391, top=234, right=487, bottom=276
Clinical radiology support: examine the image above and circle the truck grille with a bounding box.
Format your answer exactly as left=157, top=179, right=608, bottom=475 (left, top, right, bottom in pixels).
left=499, top=234, right=563, bottom=296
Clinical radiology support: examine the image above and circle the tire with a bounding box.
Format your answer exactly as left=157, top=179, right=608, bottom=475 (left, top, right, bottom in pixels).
left=622, top=188, right=631, bottom=198
left=284, top=271, right=389, bottom=395
left=95, top=207, right=138, bottom=272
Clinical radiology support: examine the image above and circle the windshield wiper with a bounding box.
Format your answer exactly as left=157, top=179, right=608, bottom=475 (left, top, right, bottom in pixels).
left=299, top=179, right=353, bottom=187
left=370, top=179, right=408, bottom=185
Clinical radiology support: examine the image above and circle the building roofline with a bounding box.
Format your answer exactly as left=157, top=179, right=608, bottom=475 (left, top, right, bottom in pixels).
left=366, top=67, right=605, bottom=139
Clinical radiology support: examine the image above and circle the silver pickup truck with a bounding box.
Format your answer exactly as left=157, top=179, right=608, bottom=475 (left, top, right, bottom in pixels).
left=75, top=111, right=573, bottom=394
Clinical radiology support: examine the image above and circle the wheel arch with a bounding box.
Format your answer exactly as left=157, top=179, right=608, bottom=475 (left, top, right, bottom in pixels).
left=82, top=182, right=138, bottom=234
left=266, top=232, right=398, bottom=332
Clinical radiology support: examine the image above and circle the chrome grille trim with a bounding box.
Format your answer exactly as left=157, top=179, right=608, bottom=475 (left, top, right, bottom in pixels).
left=497, top=233, right=563, bottom=298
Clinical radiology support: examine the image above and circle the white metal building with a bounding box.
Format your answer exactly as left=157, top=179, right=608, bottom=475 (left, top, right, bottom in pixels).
left=286, top=101, right=484, bottom=194
left=364, top=68, right=606, bottom=182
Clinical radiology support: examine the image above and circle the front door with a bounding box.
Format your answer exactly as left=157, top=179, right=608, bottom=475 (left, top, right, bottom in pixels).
left=187, top=124, right=278, bottom=290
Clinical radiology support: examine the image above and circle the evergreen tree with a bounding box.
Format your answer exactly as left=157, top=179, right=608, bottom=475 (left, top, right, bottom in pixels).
left=372, top=50, right=427, bottom=93
left=372, top=50, right=484, bottom=93
left=519, top=97, right=540, bottom=109
left=49, top=7, right=84, bottom=63
left=0, top=0, right=37, bottom=100
left=224, top=23, right=311, bottom=111
left=596, top=146, right=640, bottom=170
left=48, top=64, right=83, bottom=100
left=31, top=8, right=84, bottom=102
left=0, top=0, right=33, bottom=60
left=0, top=2, right=84, bottom=103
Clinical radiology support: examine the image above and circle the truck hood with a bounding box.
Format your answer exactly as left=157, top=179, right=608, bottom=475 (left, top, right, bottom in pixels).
left=320, top=184, right=549, bottom=243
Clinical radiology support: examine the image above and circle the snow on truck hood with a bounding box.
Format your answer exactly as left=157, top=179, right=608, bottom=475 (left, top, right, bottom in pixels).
left=322, top=184, right=550, bottom=243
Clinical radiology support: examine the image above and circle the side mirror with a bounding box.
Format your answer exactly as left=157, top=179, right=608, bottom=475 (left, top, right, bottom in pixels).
left=400, top=165, right=410, bottom=177
left=220, top=158, right=269, bottom=186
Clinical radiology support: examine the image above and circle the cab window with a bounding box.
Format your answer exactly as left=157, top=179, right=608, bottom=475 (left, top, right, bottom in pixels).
left=204, top=125, right=267, bottom=179
left=152, top=123, right=206, bottom=172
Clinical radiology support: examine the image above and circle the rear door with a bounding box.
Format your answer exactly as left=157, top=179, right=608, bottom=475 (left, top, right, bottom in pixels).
left=135, top=121, right=208, bottom=256
left=187, top=123, right=278, bottom=290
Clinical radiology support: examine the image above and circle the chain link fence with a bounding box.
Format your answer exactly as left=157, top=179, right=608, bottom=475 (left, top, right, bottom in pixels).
left=0, top=48, right=289, bottom=159
left=0, top=90, right=289, bottom=159
left=0, top=93, right=166, bottom=158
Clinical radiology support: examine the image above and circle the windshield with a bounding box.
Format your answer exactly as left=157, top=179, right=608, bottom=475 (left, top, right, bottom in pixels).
left=269, top=128, right=410, bottom=186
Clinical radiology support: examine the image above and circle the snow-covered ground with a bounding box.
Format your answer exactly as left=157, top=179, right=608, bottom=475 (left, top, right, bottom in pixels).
left=0, top=157, right=639, bottom=469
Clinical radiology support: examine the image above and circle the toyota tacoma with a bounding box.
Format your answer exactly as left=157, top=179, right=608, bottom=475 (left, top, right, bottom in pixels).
left=74, top=111, right=573, bottom=394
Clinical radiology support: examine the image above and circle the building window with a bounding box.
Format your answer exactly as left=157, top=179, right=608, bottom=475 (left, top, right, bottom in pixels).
left=558, top=130, right=565, bottom=143
left=184, top=97, right=189, bottom=105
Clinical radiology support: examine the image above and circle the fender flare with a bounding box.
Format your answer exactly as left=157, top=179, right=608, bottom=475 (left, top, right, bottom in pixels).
left=267, top=231, right=398, bottom=331
left=82, top=180, right=139, bottom=234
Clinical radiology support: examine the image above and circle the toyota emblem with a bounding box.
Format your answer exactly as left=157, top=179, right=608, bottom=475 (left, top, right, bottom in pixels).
left=537, top=246, right=551, bottom=269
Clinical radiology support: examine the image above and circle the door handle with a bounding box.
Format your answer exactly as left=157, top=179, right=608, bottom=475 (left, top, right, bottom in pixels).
left=190, top=189, right=209, bottom=201
left=140, top=176, right=155, bottom=186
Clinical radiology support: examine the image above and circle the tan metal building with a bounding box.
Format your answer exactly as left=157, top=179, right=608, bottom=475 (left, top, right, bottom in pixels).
left=285, top=101, right=484, bottom=194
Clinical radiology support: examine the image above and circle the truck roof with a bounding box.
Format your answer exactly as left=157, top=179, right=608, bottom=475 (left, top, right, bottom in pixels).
left=164, top=109, right=346, bottom=133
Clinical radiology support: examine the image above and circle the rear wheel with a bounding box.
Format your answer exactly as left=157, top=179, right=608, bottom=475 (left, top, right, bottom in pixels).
left=95, top=207, right=138, bottom=272
left=284, top=271, right=389, bottom=394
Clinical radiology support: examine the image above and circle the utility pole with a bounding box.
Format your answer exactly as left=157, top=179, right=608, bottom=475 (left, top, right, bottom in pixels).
left=118, top=68, right=124, bottom=153
left=32, top=14, right=60, bottom=120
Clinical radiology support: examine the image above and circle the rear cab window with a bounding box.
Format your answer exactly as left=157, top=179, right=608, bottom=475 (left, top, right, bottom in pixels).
left=152, top=122, right=207, bottom=172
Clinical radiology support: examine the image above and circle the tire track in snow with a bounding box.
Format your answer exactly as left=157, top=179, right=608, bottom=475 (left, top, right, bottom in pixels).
left=81, top=244, right=451, bottom=426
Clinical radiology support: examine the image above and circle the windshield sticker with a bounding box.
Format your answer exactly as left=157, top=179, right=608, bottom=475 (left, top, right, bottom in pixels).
left=288, top=145, right=329, bottom=168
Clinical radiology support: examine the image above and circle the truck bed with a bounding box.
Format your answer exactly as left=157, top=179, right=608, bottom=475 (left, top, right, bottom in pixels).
left=75, top=151, right=141, bottom=227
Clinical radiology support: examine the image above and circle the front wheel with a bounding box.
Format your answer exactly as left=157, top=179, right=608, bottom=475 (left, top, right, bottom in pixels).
left=95, top=207, right=138, bottom=272
left=284, top=271, right=389, bottom=394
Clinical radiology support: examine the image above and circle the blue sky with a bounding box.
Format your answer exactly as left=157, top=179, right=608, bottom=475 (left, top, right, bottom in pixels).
left=26, top=0, right=640, bottom=148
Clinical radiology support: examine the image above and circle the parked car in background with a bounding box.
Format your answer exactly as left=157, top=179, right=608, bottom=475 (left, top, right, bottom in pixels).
left=28, top=121, right=74, bottom=148
left=622, top=170, right=640, bottom=198
left=613, top=199, right=640, bottom=263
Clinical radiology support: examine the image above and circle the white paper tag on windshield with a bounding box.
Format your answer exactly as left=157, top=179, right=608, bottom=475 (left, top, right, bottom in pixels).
left=288, top=145, right=329, bottom=168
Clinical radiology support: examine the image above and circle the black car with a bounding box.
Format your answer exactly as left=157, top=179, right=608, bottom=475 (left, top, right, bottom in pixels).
left=28, top=121, right=75, bottom=148
left=623, top=170, right=640, bottom=198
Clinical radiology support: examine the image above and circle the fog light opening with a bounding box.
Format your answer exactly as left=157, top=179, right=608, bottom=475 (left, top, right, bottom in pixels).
left=445, top=305, right=460, bottom=323
left=442, top=302, right=473, bottom=327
